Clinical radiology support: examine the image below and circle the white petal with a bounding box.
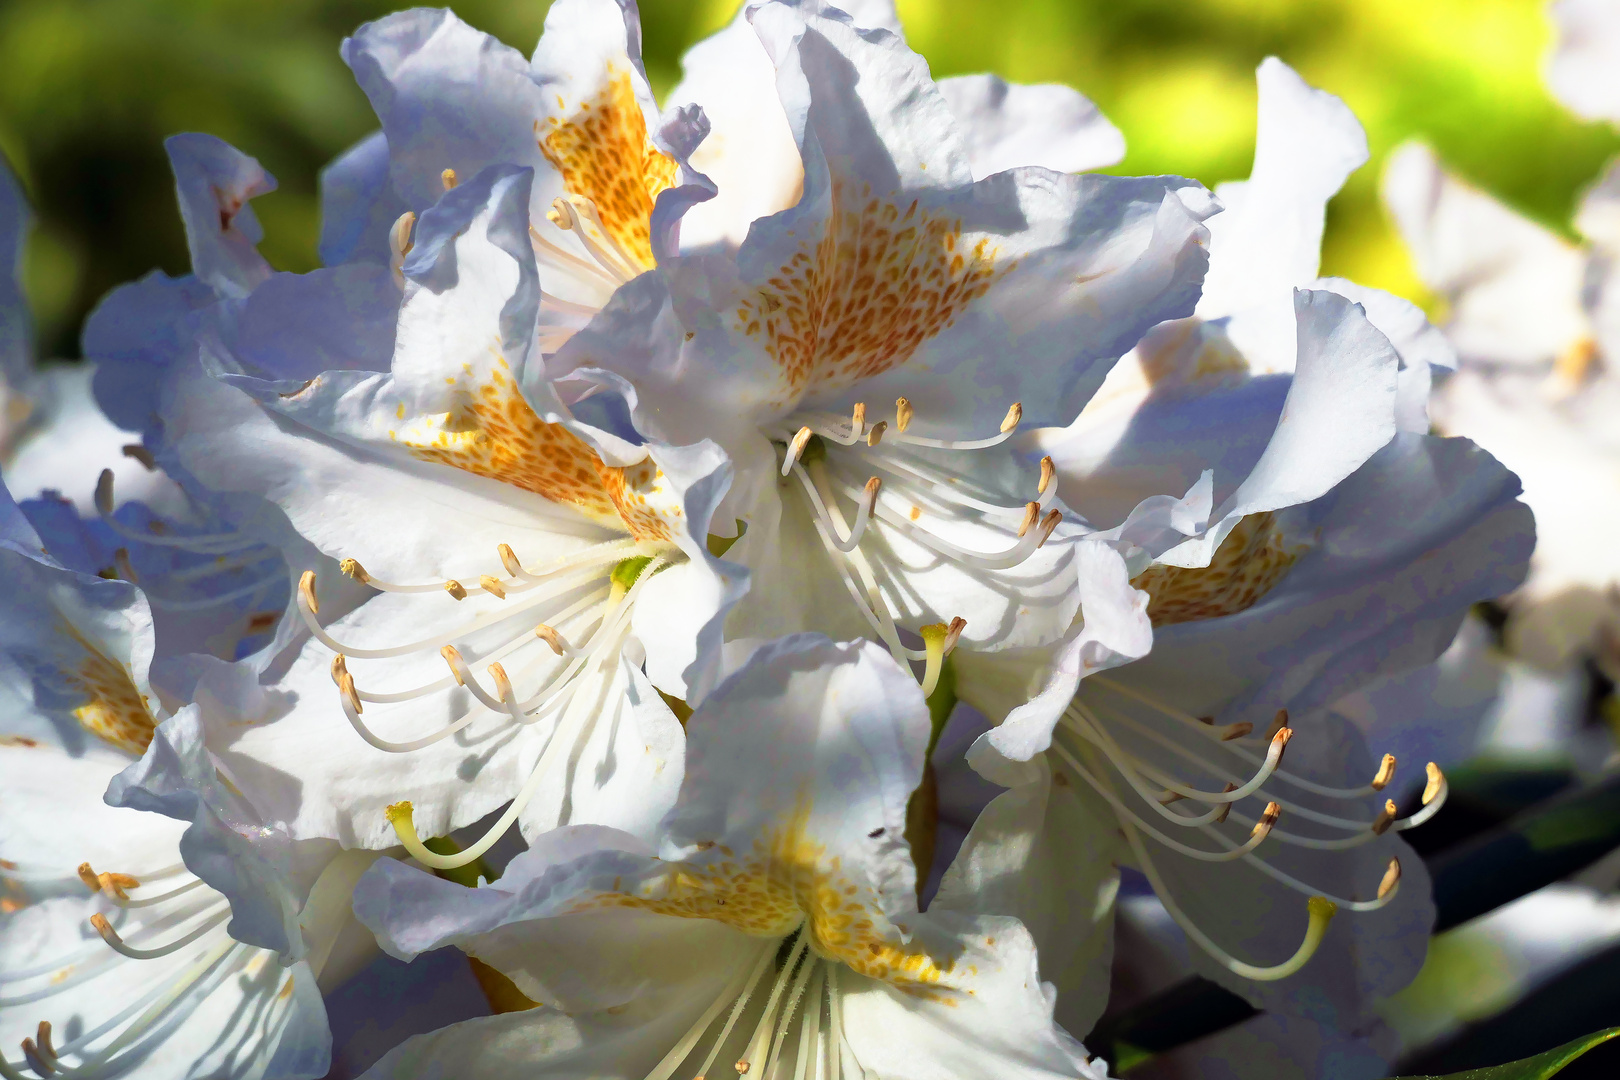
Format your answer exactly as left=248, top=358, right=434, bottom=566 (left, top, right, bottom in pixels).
left=939, top=74, right=1126, bottom=178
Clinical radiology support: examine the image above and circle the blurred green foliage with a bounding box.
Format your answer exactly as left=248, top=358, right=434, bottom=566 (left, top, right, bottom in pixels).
left=1, top=0, right=1616, bottom=359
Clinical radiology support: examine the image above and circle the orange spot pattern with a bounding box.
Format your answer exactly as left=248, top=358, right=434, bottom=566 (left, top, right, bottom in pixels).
left=736, top=183, right=1001, bottom=406
left=579, top=801, right=952, bottom=999
left=1132, top=512, right=1302, bottom=627
left=539, top=70, right=677, bottom=273
left=398, top=363, right=673, bottom=543
left=59, top=625, right=155, bottom=756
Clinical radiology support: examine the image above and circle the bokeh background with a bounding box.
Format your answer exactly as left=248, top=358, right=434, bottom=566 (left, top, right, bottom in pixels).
left=4, top=0, right=1620, bottom=1075
left=4, top=0, right=1619, bottom=361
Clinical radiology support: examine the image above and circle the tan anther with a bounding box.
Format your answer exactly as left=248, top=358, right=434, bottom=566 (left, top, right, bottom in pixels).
left=330, top=653, right=349, bottom=685
left=548, top=197, right=573, bottom=228
left=95, top=469, right=115, bottom=515
left=121, top=443, right=157, bottom=470
left=444, top=579, right=468, bottom=601
left=1158, top=789, right=1186, bottom=805
left=734, top=1062, right=751, bottom=1075
left=488, top=662, right=513, bottom=701
left=1273, top=725, right=1295, bottom=753
left=1017, top=501, right=1040, bottom=538
left=851, top=401, right=867, bottom=434
left=390, top=210, right=416, bottom=258
left=1001, top=401, right=1023, bottom=434
left=785, top=425, right=813, bottom=468
left=441, top=168, right=458, bottom=190
left=1219, top=721, right=1254, bottom=742
left=1378, top=857, right=1402, bottom=900
left=34, top=1020, right=56, bottom=1065
left=338, top=670, right=363, bottom=714
left=1212, top=783, right=1238, bottom=823
left=441, top=645, right=467, bottom=685
left=1038, top=455, right=1055, bottom=496
left=479, top=575, right=507, bottom=600
left=299, top=570, right=320, bottom=615
left=114, top=548, right=137, bottom=583
left=895, top=397, right=914, bottom=433
left=863, top=474, right=883, bottom=503
left=1371, top=799, right=1398, bottom=835
left=1250, top=801, right=1281, bottom=841
left=77, top=862, right=101, bottom=892
left=535, top=624, right=567, bottom=655
left=943, top=615, right=967, bottom=654
left=1371, top=753, right=1397, bottom=791
left=340, top=558, right=371, bottom=584
left=1036, top=509, right=1063, bottom=547
left=77, top=862, right=139, bottom=901
left=866, top=420, right=888, bottom=447
left=498, top=543, right=523, bottom=577
left=1265, top=708, right=1289, bottom=740
left=1422, top=762, right=1444, bottom=805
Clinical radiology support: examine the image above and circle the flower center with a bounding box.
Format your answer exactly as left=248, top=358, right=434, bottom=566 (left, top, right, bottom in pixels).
left=1051, top=674, right=1442, bottom=982
left=770, top=397, right=1058, bottom=675
left=299, top=544, right=673, bottom=867
left=1130, top=511, right=1304, bottom=627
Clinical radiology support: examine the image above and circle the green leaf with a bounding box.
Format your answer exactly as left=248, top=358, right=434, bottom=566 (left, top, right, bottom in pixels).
left=1388, top=1028, right=1620, bottom=1080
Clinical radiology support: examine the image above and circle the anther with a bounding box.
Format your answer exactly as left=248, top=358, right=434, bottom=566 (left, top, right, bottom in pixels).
left=1036, top=509, right=1062, bottom=547
left=850, top=402, right=867, bottom=437
left=114, top=548, right=137, bottom=583
left=1250, top=801, right=1281, bottom=841
left=1371, top=753, right=1397, bottom=791
left=340, top=558, right=371, bottom=584
left=1422, top=762, right=1444, bottom=805
left=338, top=670, right=362, bottom=715
left=479, top=575, right=507, bottom=600
left=444, top=579, right=468, bottom=601
left=1378, top=858, right=1402, bottom=900
left=943, top=616, right=967, bottom=655
left=95, top=469, right=115, bottom=515
left=866, top=420, right=887, bottom=447
left=498, top=543, right=523, bottom=576
left=1038, top=455, right=1055, bottom=496
left=299, top=570, right=319, bottom=616
left=782, top=426, right=814, bottom=475
left=1265, top=709, right=1289, bottom=740
left=489, top=662, right=514, bottom=702
left=534, top=623, right=568, bottom=655
left=1017, top=501, right=1040, bottom=538
left=1000, top=402, right=1023, bottom=434
left=33, top=1021, right=56, bottom=1069
left=895, top=397, right=913, bottom=433
left=919, top=621, right=957, bottom=697
left=390, top=211, right=416, bottom=261
left=331, top=653, right=348, bottom=684
left=121, top=443, right=157, bottom=470
left=441, top=168, right=458, bottom=190
left=1159, top=790, right=1186, bottom=805
left=441, top=645, right=467, bottom=685
left=1212, top=783, right=1238, bottom=823
left=1371, top=799, right=1398, bottom=835
left=1219, top=721, right=1254, bottom=742
left=735, top=1061, right=750, bottom=1075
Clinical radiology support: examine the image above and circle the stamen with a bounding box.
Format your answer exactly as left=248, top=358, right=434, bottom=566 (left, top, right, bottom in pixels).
left=480, top=575, right=507, bottom=600
left=1422, top=762, right=1444, bottom=805
left=1371, top=800, right=1397, bottom=835
left=1000, top=402, right=1023, bottom=434
left=548, top=195, right=641, bottom=282
left=1371, top=754, right=1397, bottom=791
left=444, top=579, right=468, bottom=601
left=1378, top=858, right=1401, bottom=900
left=1038, top=455, right=1055, bottom=496
left=95, top=469, right=114, bottom=516
left=31, top=1022, right=56, bottom=1071
left=1212, top=783, right=1237, bottom=823
left=895, top=397, right=913, bottom=433
left=823, top=475, right=881, bottom=553
left=737, top=934, right=810, bottom=1078
left=113, top=548, right=137, bottom=583
left=643, top=944, right=775, bottom=1080
left=299, top=570, right=319, bottom=616
left=534, top=624, right=570, bottom=656
left=390, top=211, right=416, bottom=285
left=77, top=863, right=140, bottom=903
left=942, top=615, right=966, bottom=655
left=1016, top=501, right=1039, bottom=538
left=918, top=620, right=964, bottom=698
left=1265, top=709, right=1289, bottom=740
left=529, top=224, right=623, bottom=288
left=20, top=1033, right=53, bottom=1077
left=1036, top=509, right=1062, bottom=548
left=1250, top=801, right=1281, bottom=841
left=441, top=168, right=458, bottom=190
left=866, top=421, right=887, bottom=447
left=121, top=443, right=157, bottom=470
left=340, top=558, right=371, bottom=585
left=89, top=910, right=229, bottom=961
left=499, top=544, right=523, bottom=577
left=1219, top=722, right=1254, bottom=742
left=782, top=426, right=814, bottom=476
left=850, top=402, right=867, bottom=439
left=338, top=670, right=363, bottom=715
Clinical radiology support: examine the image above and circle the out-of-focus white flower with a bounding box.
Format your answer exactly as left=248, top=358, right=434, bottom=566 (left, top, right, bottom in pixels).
left=352, top=635, right=1108, bottom=1080
left=950, top=58, right=1534, bottom=1042
left=0, top=480, right=354, bottom=1080
left=1548, top=0, right=1620, bottom=126
left=554, top=0, right=1214, bottom=688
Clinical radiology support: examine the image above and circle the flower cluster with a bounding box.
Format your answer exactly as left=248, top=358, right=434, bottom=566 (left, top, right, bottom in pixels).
left=0, top=2, right=1534, bottom=1078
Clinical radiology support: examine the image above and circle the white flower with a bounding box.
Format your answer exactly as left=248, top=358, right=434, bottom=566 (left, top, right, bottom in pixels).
left=352, top=635, right=1107, bottom=1080
left=1547, top=0, right=1620, bottom=126
left=951, top=59, right=1534, bottom=1038
left=164, top=161, right=741, bottom=872
left=0, top=482, right=349, bottom=1080
left=553, top=0, right=1214, bottom=683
